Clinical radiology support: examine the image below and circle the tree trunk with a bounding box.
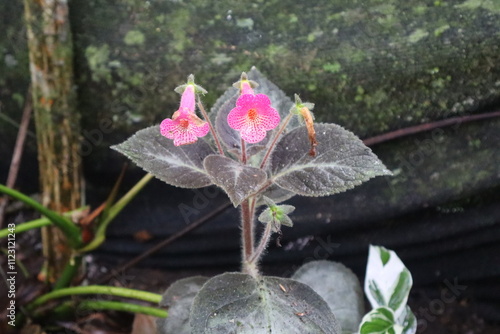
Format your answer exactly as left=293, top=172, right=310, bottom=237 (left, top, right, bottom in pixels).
left=24, top=0, right=82, bottom=282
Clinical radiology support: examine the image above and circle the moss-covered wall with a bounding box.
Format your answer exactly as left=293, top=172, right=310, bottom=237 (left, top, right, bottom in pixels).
left=1, top=0, right=499, bottom=174
left=2, top=0, right=499, bottom=136
left=67, top=0, right=500, bottom=139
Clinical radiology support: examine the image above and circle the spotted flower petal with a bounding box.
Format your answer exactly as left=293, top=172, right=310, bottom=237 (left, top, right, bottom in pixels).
left=227, top=94, right=280, bottom=144
left=160, top=109, right=209, bottom=146
left=160, top=80, right=209, bottom=146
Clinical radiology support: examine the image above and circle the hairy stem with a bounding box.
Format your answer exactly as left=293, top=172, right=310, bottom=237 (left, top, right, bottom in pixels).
left=241, top=199, right=254, bottom=273
left=197, top=98, right=225, bottom=155
left=248, top=219, right=273, bottom=264
left=240, top=139, right=247, bottom=164
left=260, top=112, right=293, bottom=169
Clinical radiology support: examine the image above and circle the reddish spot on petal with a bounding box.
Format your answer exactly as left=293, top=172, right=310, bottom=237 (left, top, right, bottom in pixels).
left=247, top=108, right=258, bottom=121
left=179, top=119, right=190, bottom=128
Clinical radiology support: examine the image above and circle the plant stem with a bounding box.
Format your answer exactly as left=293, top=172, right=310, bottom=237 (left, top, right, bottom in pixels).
left=27, top=285, right=162, bottom=311
left=35, top=300, right=167, bottom=320
left=53, top=254, right=82, bottom=290
left=0, top=86, right=32, bottom=229
left=78, top=300, right=167, bottom=318
left=77, top=173, right=154, bottom=253
left=240, top=139, right=247, bottom=164
left=249, top=219, right=273, bottom=264
left=0, top=184, right=82, bottom=248
left=260, top=112, right=293, bottom=169
left=197, top=98, right=225, bottom=155
left=240, top=199, right=254, bottom=271
left=0, top=206, right=88, bottom=238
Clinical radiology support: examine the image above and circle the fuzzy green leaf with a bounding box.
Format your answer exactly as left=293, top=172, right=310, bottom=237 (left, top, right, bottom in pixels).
left=203, top=155, right=267, bottom=206
left=190, top=272, right=341, bottom=334
left=157, top=276, right=208, bottom=334
left=112, top=126, right=215, bottom=189
left=292, top=261, right=365, bottom=334
left=270, top=124, right=392, bottom=197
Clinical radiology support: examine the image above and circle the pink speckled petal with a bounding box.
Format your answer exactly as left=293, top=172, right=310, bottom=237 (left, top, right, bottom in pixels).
left=179, top=85, right=196, bottom=112
left=160, top=108, right=209, bottom=146
left=240, top=125, right=267, bottom=143
left=235, top=93, right=257, bottom=108
left=256, top=106, right=280, bottom=130
left=252, top=94, right=272, bottom=109
left=227, top=93, right=280, bottom=143
left=173, top=129, right=198, bottom=146
left=227, top=106, right=248, bottom=130
left=160, top=118, right=176, bottom=139
left=190, top=122, right=210, bottom=137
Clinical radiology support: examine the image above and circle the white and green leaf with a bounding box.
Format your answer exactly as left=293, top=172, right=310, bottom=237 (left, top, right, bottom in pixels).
left=359, top=307, right=403, bottom=334
left=365, top=245, right=413, bottom=319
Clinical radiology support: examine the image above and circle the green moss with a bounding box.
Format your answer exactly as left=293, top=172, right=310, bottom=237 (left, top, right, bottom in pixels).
left=456, top=0, right=500, bottom=14
left=123, top=30, right=145, bottom=46
left=408, top=28, right=429, bottom=43
left=85, top=45, right=112, bottom=83
left=20, top=0, right=497, bottom=140
left=322, top=62, right=342, bottom=73
left=434, top=24, right=450, bottom=36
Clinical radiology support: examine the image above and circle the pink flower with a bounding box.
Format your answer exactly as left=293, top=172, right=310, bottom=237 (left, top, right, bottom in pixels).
left=160, top=84, right=209, bottom=146
left=239, top=80, right=254, bottom=95
left=227, top=94, right=280, bottom=143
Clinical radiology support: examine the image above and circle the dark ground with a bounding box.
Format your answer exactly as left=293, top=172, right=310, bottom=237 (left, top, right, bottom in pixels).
left=1, top=209, right=499, bottom=334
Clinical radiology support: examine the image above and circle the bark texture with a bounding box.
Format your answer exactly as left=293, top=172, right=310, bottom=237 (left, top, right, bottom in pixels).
left=24, top=0, right=82, bottom=281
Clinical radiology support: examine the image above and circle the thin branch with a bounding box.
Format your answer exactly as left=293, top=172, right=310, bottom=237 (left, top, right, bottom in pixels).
left=0, top=87, right=32, bottom=229
left=94, top=201, right=231, bottom=285
left=197, top=97, right=225, bottom=155
left=260, top=112, right=293, bottom=169
left=240, top=139, right=247, bottom=164
left=363, top=110, right=500, bottom=146
left=248, top=219, right=273, bottom=264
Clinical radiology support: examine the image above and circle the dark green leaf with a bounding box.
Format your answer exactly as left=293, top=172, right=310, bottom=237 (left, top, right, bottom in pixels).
left=112, top=126, right=215, bottom=188
left=271, top=123, right=392, bottom=197
left=380, top=247, right=391, bottom=265
left=292, top=260, right=365, bottom=334
left=157, top=276, right=208, bottom=334
left=190, top=272, right=341, bottom=334
left=203, top=155, right=267, bottom=206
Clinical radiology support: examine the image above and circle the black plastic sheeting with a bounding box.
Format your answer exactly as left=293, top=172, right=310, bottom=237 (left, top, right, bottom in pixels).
left=92, top=118, right=500, bottom=321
